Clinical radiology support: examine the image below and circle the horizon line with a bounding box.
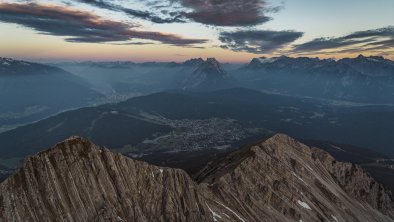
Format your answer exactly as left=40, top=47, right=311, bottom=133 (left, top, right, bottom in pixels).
left=1, top=54, right=390, bottom=64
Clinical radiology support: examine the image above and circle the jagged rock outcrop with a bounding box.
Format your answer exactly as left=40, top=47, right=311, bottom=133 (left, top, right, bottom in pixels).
left=1, top=134, right=393, bottom=222
left=183, top=58, right=204, bottom=67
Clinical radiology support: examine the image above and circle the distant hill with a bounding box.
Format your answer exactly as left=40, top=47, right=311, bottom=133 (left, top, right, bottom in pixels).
left=0, top=58, right=102, bottom=132
left=237, top=55, right=394, bottom=104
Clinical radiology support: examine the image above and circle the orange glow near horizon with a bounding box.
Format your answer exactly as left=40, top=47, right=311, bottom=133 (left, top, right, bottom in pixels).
left=0, top=17, right=393, bottom=63
left=2, top=38, right=393, bottom=63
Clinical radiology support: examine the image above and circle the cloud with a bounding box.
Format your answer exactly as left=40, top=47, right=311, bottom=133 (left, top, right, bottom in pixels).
left=74, top=0, right=279, bottom=26
left=75, top=0, right=186, bottom=24
left=178, top=0, right=275, bottom=26
left=0, top=2, right=206, bottom=45
left=112, top=42, right=156, bottom=45
left=219, top=30, right=303, bottom=53
left=364, top=39, right=394, bottom=50
left=294, top=26, right=394, bottom=52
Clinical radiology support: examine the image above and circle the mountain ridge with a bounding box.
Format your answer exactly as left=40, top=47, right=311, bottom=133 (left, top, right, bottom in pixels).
left=237, top=55, right=394, bottom=104
left=0, top=57, right=66, bottom=76
left=1, top=134, right=393, bottom=221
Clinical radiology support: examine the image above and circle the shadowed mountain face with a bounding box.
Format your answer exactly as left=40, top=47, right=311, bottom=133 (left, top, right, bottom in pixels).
left=182, top=58, right=237, bottom=90
left=237, top=55, right=394, bottom=104
left=0, top=135, right=393, bottom=221
left=0, top=58, right=101, bottom=132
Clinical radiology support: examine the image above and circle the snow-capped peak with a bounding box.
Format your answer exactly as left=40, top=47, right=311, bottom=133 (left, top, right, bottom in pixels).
left=0, top=57, right=31, bottom=66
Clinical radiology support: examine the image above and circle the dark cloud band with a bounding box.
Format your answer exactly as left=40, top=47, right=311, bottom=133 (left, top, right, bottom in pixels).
left=0, top=3, right=206, bottom=45
left=74, top=0, right=277, bottom=27
left=179, top=0, right=273, bottom=26
left=219, top=30, right=303, bottom=53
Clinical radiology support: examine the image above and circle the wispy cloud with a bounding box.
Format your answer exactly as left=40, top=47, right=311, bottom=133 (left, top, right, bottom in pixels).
left=112, top=42, right=156, bottom=45
left=219, top=30, right=303, bottom=53
left=75, top=0, right=186, bottom=24
left=293, top=26, right=394, bottom=53
left=0, top=2, right=207, bottom=45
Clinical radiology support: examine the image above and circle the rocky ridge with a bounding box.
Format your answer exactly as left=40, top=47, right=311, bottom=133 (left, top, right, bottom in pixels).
left=0, top=134, right=393, bottom=221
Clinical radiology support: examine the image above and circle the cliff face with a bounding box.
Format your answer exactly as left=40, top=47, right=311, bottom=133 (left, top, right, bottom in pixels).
left=196, top=134, right=394, bottom=221
left=312, top=147, right=394, bottom=214
left=0, top=137, right=213, bottom=222
left=1, top=135, right=393, bottom=222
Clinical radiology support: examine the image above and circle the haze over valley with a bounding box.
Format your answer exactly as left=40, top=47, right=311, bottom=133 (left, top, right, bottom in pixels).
left=0, top=0, right=393, bottom=221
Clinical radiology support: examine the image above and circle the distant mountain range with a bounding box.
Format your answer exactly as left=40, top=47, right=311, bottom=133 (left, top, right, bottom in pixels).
left=0, top=57, right=238, bottom=132
left=54, top=54, right=394, bottom=104
left=0, top=58, right=101, bottom=132
left=1, top=135, right=392, bottom=221
left=244, top=55, right=394, bottom=77
left=50, top=55, right=394, bottom=105
left=237, top=55, right=394, bottom=103
left=54, top=58, right=204, bottom=97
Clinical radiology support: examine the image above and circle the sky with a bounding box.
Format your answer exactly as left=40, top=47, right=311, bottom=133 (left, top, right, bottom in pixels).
left=0, top=0, right=393, bottom=62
